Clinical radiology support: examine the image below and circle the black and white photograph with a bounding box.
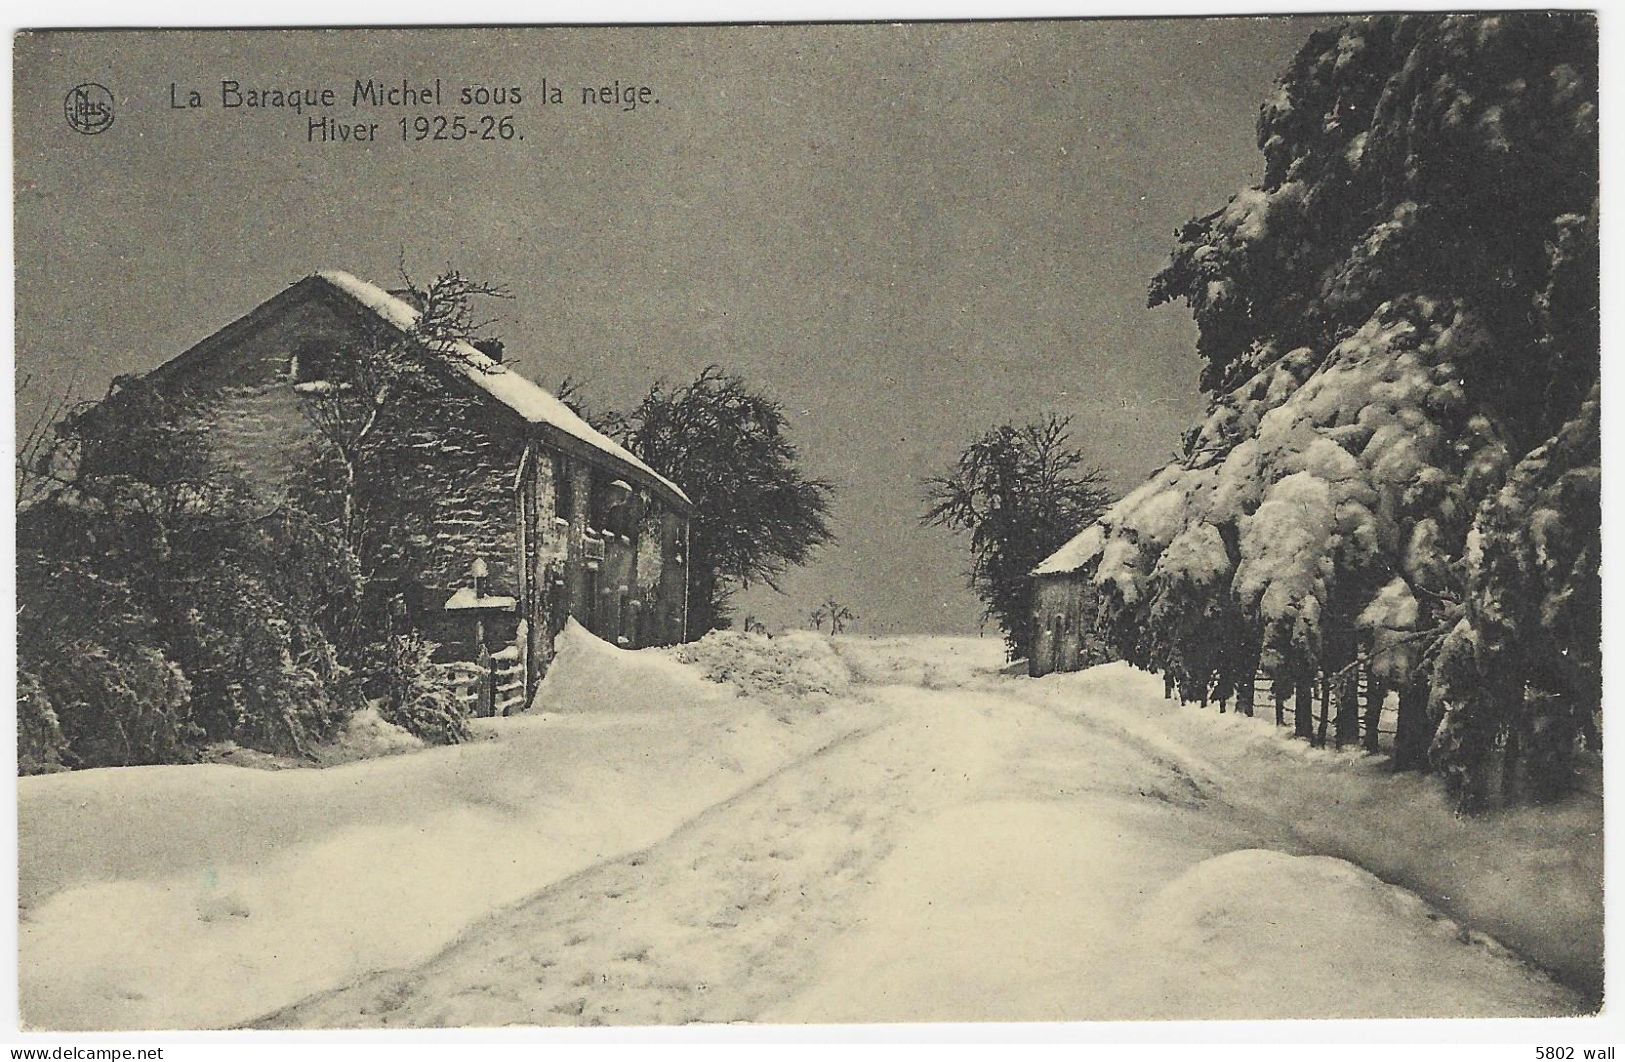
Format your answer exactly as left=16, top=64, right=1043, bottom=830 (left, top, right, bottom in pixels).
left=8, top=8, right=1608, bottom=1043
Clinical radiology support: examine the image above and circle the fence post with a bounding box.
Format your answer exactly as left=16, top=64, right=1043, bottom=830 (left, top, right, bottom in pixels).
left=515, top=618, right=529, bottom=716
left=1363, top=678, right=1386, bottom=754
left=1316, top=671, right=1331, bottom=747
left=477, top=642, right=494, bottom=718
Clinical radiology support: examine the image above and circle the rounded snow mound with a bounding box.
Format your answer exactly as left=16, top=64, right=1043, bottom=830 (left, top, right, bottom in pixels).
left=670, top=629, right=852, bottom=702
left=530, top=619, right=731, bottom=714
left=1124, top=848, right=1577, bottom=1018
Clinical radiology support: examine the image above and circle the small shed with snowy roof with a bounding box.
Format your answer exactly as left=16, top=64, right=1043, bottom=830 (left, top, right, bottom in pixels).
left=1029, top=524, right=1108, bottom=678
left=145, top=270, right=693, bottom=700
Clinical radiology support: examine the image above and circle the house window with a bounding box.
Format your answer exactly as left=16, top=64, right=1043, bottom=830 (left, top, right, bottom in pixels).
left=588, top=476, right=637, bottom=537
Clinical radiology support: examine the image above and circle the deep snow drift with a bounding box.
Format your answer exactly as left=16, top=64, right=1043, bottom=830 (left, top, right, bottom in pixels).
left=1011, top=662, right=1603, bottom=1003
left=19, top=632, right=1594, bottom=1029
left=19, top=621, right=861, bottom=1030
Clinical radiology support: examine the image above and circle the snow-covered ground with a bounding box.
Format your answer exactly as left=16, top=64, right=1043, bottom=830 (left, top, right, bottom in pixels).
left=1013, top=665, right=1604, bottom=1006
left=19, top=630, right=1596, bottom=1029
left=19, top=623, right=864, bottom=1030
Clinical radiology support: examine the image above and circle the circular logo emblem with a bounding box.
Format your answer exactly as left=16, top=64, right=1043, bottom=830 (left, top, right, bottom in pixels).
left=64, top=83, right=114, bottom=135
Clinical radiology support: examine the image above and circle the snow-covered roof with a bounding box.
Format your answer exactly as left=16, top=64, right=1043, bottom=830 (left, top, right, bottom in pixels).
left=443, top=587, right=518, bottom=611
left=1032, top=524, right=1105, bottom=577
left=313, top=270, right=690, bottom=508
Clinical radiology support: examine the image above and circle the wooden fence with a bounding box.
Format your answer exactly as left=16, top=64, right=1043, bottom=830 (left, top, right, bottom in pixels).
left=441, top=659, right=488, bottom=717
left=491, top=643, right=525, bottom=716
left=1182, top=664, right=1402, bottom=754
left=439, top=621, right=528, bottom=718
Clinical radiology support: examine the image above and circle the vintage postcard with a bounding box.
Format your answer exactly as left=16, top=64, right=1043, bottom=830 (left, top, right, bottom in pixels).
left=10, top=13, right=1603, bottom=1038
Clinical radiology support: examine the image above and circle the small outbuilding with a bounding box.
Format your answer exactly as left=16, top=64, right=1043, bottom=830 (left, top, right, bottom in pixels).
left=1028, top=525, right=1108, bottom=678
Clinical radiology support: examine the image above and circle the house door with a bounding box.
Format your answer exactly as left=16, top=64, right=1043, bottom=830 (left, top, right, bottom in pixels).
left=1050, top=615, right=1065, bottom=674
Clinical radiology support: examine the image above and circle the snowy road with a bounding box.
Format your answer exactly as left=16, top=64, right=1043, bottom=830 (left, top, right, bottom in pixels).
left=256, top=638, right=1585, bottom=1027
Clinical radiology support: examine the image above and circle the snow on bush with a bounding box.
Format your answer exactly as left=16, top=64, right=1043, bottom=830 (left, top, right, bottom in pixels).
left=833, top=636, right=1009, bottom=689
left=327, top=704, right=425, bottom=759
left=670, top=629, right=852, bottom=703
left=200, top=707, right=425, bottom=771
left=1060, top=13, right=1598, bottom=805
left=371, top=631, right=471, bottom=745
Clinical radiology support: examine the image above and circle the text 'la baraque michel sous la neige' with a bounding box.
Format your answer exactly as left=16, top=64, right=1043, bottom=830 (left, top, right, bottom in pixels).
left=169, top=77, right=660, bottom=142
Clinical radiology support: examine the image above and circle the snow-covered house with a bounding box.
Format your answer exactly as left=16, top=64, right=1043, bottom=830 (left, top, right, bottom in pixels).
left=145, top=270, right=692, bottom=696
left=1029, top=526, right=1106, bottom=677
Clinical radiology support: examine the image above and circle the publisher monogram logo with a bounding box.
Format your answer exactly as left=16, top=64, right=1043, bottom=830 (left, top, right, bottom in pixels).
left=64, top=83, right=114, bottom=134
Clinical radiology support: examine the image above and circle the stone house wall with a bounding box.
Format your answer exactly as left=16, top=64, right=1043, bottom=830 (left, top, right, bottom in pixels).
left=152, top=276, right=691, bottom=695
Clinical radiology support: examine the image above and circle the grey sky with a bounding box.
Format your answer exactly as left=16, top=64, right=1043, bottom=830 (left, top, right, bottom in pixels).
left=15, top=19, right=1324, bottom=636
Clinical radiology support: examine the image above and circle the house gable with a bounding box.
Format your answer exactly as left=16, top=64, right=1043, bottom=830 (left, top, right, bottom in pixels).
left=141, top=270, right=691, bottom=674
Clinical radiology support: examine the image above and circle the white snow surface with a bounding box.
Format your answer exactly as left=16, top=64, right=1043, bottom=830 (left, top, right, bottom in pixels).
left=313, top=270, right=689, bottom=506
left=529, top=618, right=735, bottom=715
left=20, top=623, right=855, bottom=1030
left=442, top=588, right=517, bottom=611
left=20, top=637, right=1594, bottom=1029
left=1032, top=524, right=1104, bottom=576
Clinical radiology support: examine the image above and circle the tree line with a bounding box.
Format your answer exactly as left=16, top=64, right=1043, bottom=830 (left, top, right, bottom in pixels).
left=927, top=13, right=1598, bottom=811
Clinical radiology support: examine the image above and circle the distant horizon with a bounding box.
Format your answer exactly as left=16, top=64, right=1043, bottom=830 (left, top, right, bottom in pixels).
left=15, top=18, right=1327, bottom=635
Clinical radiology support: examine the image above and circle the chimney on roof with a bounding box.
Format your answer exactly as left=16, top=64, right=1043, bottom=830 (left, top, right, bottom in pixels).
left=472, top=338, right=506, bottom=363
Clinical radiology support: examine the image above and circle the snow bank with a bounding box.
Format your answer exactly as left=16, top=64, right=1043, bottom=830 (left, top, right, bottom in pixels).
left=20, top=618, right=862, bottom=1030
left=1019, top=663, right=1603, bottom=1003
left=774, top=794, right=1576, bottom=1023
left=530, top=618, right=730, bottom=714
left=669, top=629, right=852, bottom=703
left=1124, top=849, right=1577, bottom=1018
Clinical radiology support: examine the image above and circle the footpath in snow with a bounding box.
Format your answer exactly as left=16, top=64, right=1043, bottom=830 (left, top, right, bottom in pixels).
left=19, top=622, right=867, bottom=1030
left=20, top=629, right=1597, bottom=1029
left=266, top=638, right=1588, bottom=1027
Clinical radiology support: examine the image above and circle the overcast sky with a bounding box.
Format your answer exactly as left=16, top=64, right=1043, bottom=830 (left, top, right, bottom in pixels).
left=15, top=19, right=1324, bottom=637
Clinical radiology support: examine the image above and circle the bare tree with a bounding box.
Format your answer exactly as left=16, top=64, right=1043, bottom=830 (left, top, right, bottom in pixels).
left=395, top=261, right=513, bottom=358
left=294, top=266, right=510, bottom=565
left=809, top=597, right=857, bottom=635
left=15, top=371, right=85, bottom=511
